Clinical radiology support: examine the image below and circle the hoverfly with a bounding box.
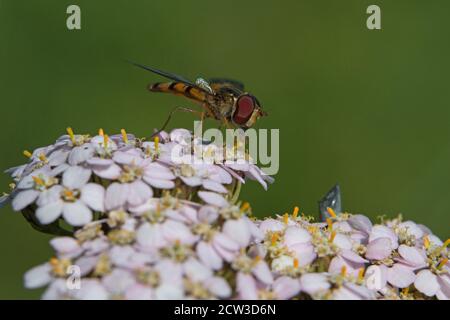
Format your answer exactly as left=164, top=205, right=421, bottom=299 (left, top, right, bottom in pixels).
left=129, top=61, right=267, bottom=131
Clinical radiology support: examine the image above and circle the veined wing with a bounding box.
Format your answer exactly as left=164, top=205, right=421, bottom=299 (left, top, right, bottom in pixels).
left=208, top=78, right=245, bottom=96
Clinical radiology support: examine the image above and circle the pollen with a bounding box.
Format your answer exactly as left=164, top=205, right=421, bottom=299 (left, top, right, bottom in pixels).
left=402, top=287, right=409, bottom=296
left=32, top=176, right=45, bottom=186
left=327, top=207, right=337, bottom=218
left=293, top=258, right=299, bottom=268
left=271, top=233, right=279, bottom=246
left=283, top=213, right=289, bottom=224
left=358, top=268, right=365, bottom=282
left=340, top=265, right=347, bottom=276
left=38, top=153, right=48, bottom=162
left=326, top=218, right=333, bottom=230
left=423, top=235, right=430, bottom=249
left=154, top=136, right=160, bottom=153
left=292, top=206, right=299, bottom=219
left=437, top=257, right=448, bottom=270
left=240, top=202, right=250, bottom=212
left=329, top=230, right=336, bottom=243
left=23, top=150, right=32, bottom=158
left=66, top=127, right=75, bottom=144
left=121, top=129, right=128, bottom=143
left=98, top=128, right=104, bottom=136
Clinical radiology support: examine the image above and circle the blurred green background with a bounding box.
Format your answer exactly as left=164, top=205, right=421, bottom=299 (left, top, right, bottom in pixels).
left=0, top=0, right=449, bottom=298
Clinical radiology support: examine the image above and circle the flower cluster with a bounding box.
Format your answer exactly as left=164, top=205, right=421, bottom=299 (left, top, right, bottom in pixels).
left=2, top=128, right=449, bottom=300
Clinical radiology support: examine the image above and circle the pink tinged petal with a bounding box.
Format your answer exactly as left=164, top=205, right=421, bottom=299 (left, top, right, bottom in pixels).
left=144, top=162, right=175, bottom=180
left=125, top=284, right=153, bottom=300
left=86, top=157, right=114, bottom=166
left=155, top=284, right=185, bottom=300
left=223, top=218, right=251, bottom=248
left=290, top=243, right=317, bottom=267
left=212, top=234, right=239, bottom=262
left=36, top=185, right=63, bottom=207
left=93, top=163, right=122, bottom=179
left=387, top=264, right=416, bottom=288
left=437, top=275, right=450, bottom=300
left=244, top=216, right=264, bottom=242
left=414, top=270, right=439, bottom=297
left=398, top=245, right=427, bottom=268
left=329, top=256, right=363, bottom=278
left=62, top=202, right=93, bottom=226
left=365, top=265, right=388, bottom=290
left=155, top=260, right=184, bottom=286
left=42, top=279, right=68, bottom=300
left=136, top=223, right=167, bottom=249
left=205, top=276, right=231, bottom=298
left=366, top=237, right=393, bottom=260
left=162, top=220, right=198, bottom=245
left=348, top=214, right=373, bottom=234
left=68, top=145, right=95, bottom=165
left=24, top=263, right=52, bottom=289
left=333, top=234, right=353, bottom=250
left=75, top=279, right=108, bottom=300
left=198, top=205, right=219, bottom=223
left=219, top=164, right=245, bottom=184
left=62, top=166, right=91, bottom=189
left=202, top=179, right=228, bottom=193
left=198, top=191, right=228, bottom=208
left=369, top=225, right=399, bottom=249
left=75, top=256, right=99, bottom=276
left=81, top=183, right=105, bottom=212
left=36, top=200, right=64, bottom=224
left=273, top=276, right=301, bottom=300
left=184, top=258, right=213, bottom=282
left=143, top=177, right=175, bottom=189
left=399, top=221, right=424, bottom=239
left=50, top=237, right=80, bottom=254
left=259, top=218, right=284, bottom=233
left=300, top=273, right=330, bottom=296
left=12, top=189, right=39, bottom=211
left=112, top=151, right=141, bottom=165
left=237, top=272, right=258, bottom=300
left=126, top=180, right=153, bottom=207
left=105, top=183, right=128, bottom=211
left=340, top=249, right=368, bottom=264
left=252, top=261, right=273, bottom=285
left=48, top=150, right=68, bottom=166
left=102, top=269, right=136, bottom=294
left=283, top=226, right=311, bottom=246
left=248, top=166, right=268, bottom=190
left=213, top=166, right=233, bottom=184
left=197, top=241, right=223, bottom=270
left=180, top=176, right=202, bottom=187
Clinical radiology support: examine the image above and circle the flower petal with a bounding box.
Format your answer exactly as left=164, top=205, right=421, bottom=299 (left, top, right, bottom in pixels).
left=198, top=191, right=228, bottom=208
left=414, top=269, right=439, bottom=297
left=63, top=166, right=91, bottom=189
left=36, top=200, right=64, bottom=224
left=81, top=183, right=105, bottom=212
left=62, top=202, right=93, bottom=226
left=12, top=189, right=39, bottom=211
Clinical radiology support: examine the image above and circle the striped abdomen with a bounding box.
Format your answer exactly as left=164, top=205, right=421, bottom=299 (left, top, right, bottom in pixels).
left=149, top=82, right=208, bottom=104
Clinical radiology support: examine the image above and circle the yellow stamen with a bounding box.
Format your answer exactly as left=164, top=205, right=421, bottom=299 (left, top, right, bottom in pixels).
left=23, top=150, right=32, bottom=158
left=437, top=258, right=449, bottom=270
left=340, top=265, right=347, bottom=276
left=38, top=153, right=47, bottom=162
left=402, top=287, right=409, bottom=295
left=292, top=206, right=299, bottom=219
left=326, top=218, right=333, bottom=230
left=293, top=258, right=299, bottom=268
left=103, top=134, right=109, bottom=148
left=329, top=230, right=336, bottom=243
left=358, top=268, right=365, bottom=281
left=443, top=239, right=450, bottom=249
left=254, top=255, right=261, bottom=263
left=271, top=233, right=279, bottom=246
left=154, top=136, right=159, bottom=153
left=66, top=127, right=75, bottom=144
left=240, top=202, right=250, bottom=212
left=327, top=207, right=337, bottom=218
left=121, top=129, right=128, bottom=143
left=283, top=213, right=289, bottom=224
left=423, top=235, right=430, bottom=249
left=98, top=128, right=104, bottom=136
left=64, top=190, right=73, bottom=198
left=32, top=176, right=45, bottom=186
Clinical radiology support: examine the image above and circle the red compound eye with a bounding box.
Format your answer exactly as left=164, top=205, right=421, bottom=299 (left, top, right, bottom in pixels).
left=233, top=95, right=255, bottom=125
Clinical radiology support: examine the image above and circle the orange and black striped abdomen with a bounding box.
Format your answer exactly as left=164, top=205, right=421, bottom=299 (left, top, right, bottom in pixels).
left=149, top=82, right=208, bottom=104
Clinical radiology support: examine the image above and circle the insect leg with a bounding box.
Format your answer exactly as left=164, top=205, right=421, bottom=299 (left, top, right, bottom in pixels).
left=151, top=106, right=203, bottom=138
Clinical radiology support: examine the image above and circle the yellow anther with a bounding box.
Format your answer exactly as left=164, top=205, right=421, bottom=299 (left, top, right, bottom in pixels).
left=271, top=233, right=279, bottom=246
left=66, top=127, right=75, bottom=144
left=402, top=287, right=409, bottom=295
left=293, top=258, right=299, bottom=268
left=340, top=265, right=347, bottom=276
left=240, top=202, right=250, bottom=212
left=103, top=134, right=109, bottom=148
left=437, top=258, right=449, bottom=270
left=23, top=150, right=32, bottom=158
left=174, top=239, right=181, bottom=246
left=98, top=128, right=104, bottom=136
left=154, top=136, right=160, bottom=153
left=292, top=206, right=299, bottom=219
left=329, top=230, right=337, bottom=243
left=38, top=153, right=47, bottom=162
left=121, top=129, right=128, bottom=143
left=327, top=207, right=337, bottom=218
left=253, top=255, right=261, bottom=263
left=423, top=235, right=430, bottom=249
left=283, top=213, right=289, bottom=224
left=326, top=218, right=333, bottom=230
left=32, top=176, right=45, bottom=186
left=358, top=268, right=365, bottom=281
left=64, top=189, right=73, bottom=198
left=443, top=239, right=450, bottom=249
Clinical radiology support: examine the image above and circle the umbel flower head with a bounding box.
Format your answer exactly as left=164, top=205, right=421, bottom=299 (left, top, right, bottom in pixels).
left=2, top=128, right=449, bottom=300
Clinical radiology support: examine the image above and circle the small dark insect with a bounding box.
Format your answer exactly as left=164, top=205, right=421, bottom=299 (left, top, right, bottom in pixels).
left=318, top=184, right=342, bottom=222
left=129, top=61, right=267, bottom=132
